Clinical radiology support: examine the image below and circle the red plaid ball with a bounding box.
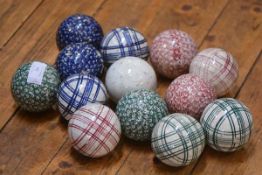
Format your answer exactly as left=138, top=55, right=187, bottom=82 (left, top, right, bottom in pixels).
left=68, top=103, right=121, bottom=158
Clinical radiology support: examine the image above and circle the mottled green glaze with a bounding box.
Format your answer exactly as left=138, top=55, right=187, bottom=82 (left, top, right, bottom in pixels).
left=11, top=62, right=60, bottom=112
left=116, top=89, right=168, bottom=141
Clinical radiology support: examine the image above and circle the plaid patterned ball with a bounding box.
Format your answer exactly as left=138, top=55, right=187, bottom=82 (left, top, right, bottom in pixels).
left=58, top=74, right=108, bottom=120
left=151, top=113, right=205, bottom=167
left=68, top=103, right=121, bottom=158
left=200, top=98, right=253, bottom=152
left=190, top=48, right=239, bottom=97
left=100, top=27, right=149, bottom=64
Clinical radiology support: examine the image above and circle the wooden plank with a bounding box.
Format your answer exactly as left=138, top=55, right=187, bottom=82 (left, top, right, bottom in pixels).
left=0, top=0, right=105, bottom=129
left=42, top=0, right=229, bottom=174
left=192, top=53, right=262, bottom=175
left=0, top=0, right=44, bottom=48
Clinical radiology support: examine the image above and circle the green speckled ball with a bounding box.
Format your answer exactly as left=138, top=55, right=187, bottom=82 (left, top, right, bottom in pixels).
left=11, top=61, right=60, bottom=112
left=116, top=89, right=168, bottom=141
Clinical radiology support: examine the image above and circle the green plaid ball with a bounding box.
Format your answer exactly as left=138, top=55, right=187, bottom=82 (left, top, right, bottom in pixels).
left=151, top=113, right=205, bottom=167
left=200, top=98, right=253, bottom=152
left=116, top=89, right=168, bottom=141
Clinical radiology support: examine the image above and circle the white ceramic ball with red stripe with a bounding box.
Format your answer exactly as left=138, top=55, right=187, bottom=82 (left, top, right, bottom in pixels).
left=68, top=103, right=121, bottom=158
left=165, top=74, right=216, bottom=119
left=189, top=48, right=239, bottom=97
left=150, top=29, right=197, bottom=79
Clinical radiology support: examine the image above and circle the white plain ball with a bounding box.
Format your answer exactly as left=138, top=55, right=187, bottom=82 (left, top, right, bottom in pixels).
left=105, top=57, right=157, bottom=102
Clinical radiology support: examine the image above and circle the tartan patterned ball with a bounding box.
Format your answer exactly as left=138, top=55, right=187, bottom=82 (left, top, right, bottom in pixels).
left=56, top=42, right=104, bottom=80
left=100, top=27, right=149, bottom=64
left=190, top=48, right=239, bottom=97
left=68, top=103, right=121, bottom=158
left=152, top=113, right=205, bottom=167
left=165, top=74, right=216, bottom=119
left=11, top=61, right=60, bottom=112
left=56, top=14, right=103, bottom=50
left=150, top=29, right=197, bottom=79
left=200, top=98, right=253, bottom=152
left=57, top=74, right=108, bottom=120
left=116, top=89, right=168, bottom=141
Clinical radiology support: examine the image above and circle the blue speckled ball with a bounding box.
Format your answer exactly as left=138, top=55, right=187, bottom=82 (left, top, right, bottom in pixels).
left=57, top=73, right=108, bottom=120
left=56, top=14, right=103, bottom=50
left=56, top=42, right=104, bottom=80
left=100, top=27, right=149, bottom=64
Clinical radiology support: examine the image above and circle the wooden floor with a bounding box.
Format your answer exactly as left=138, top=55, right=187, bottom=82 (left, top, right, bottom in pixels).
left=0, top=0, right=261, bottom=174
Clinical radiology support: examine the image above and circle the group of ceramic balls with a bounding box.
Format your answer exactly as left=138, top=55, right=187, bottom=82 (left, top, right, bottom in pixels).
left=11, top=14, right=253, bottom=167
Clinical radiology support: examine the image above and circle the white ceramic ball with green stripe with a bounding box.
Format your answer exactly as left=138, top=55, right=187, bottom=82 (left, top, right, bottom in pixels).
left=200, top=98, right=253, bottom=152
left=116, top=89, right=168, bottom=141
left=151, top=113, right=205, bottom=167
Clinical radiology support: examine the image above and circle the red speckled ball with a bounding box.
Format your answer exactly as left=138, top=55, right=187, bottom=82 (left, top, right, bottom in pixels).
left=150, top=30, right=197, bottom=79
left=165, top=74, right=216, bottom=118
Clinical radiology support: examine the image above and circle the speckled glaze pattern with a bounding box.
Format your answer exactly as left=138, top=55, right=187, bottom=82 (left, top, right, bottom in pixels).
left=200, top=98, right=253, bottom=152
left=150, top=30, right=197, bottom=79
left=165, top=74, right=216, bottom=118
left=100, top=27, right=149, bottom=64
left=56, top=42, right=104, bottom=80
left=68, top=103, right=121, bottom=158
left=152, top=113, right=205, bottom=167
left=105, top=57, right=157, bottom=102
left=57, top=74, right=108, bottom=120
left=190, top=48, right=239, bottom=97
left=11, top=61, right=60, bottom=112
left=116, top=89, right=168, bottom=141
left=56, top=14, right=103, bottom=50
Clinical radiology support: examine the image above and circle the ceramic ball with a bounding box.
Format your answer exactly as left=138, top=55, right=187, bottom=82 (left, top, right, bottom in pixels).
left=152, top=113, right=205, bottom=167
left=165, top=74, right=216, bottom=118
left=56, top=42, right=104, bottom=80
left=150, top=29, right=197, bottom=79
left=68, top=103, right=121, bottom=158
left=100, top=27, right=149, bottom=64
left=200, top=98, right=253, bottom=152
left=190, top=48, right=239, bottom=97
left=56, top=14, right=103, bottom=50
left=11, top=61, right=60, bottom=112
left=116, top=89, right=168, bottom=141
left=57, top=74, right=108, bottom=120
left=105, top=56, right=157, bottom=102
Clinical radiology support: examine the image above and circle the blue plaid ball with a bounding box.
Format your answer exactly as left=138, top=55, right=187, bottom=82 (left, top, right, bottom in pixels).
left=56, top=42, right=104, bottom=80
left=57, top=74, right=108, bottom=120
left=200, top=98, right=253, bottom=152
left=56, top=14, right=103, bottom=50
left=100, top=27, right=149, bottom=64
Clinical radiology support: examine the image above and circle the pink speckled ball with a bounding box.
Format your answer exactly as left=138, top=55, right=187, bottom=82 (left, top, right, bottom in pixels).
left=189, top=48, right=239, bottom=97
left=165, top=74, right=216, bottom=119
left=150, top=30, right=197, bottom=79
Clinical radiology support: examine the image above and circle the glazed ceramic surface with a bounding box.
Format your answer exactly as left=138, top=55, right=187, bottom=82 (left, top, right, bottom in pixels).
left=151, top=113, right=205, bottom=167
left=150, top=29, right=197, bottom=79
left=68, top=103, right=121, bottom=158
left=11, top=61, right=60, bottom=112
left=190, top=48, right=239, bottom=97
left=116, top=89, right=168, bottom=141
left=200, top=98, right=253, bottom=152
left=56, top=14, right=103, bottom=50
left=165, top=74, right=216, bottom=118
left=56, top=42, right=104, bottom=80
left=105, top=56, right=157, bottom=102
left=57, top=74, right=108, bottom=120
left=100, top=27, right=149, bottom=64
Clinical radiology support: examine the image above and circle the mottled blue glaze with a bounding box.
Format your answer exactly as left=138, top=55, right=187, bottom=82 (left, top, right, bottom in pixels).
left=56, top=42, right=104, bottom=80
left=56, top=14, right=103, bottom=50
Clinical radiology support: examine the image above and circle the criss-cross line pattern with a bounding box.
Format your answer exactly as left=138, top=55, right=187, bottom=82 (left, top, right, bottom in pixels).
left=68, top=104, right=121, bottom=157
left=100, top=27, right=149, bottom=64
left=151, top=114, right=205, bottom=167
left=200, top=98, right=253, bottom=152
left=58, top=74, right=108, bottom=120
